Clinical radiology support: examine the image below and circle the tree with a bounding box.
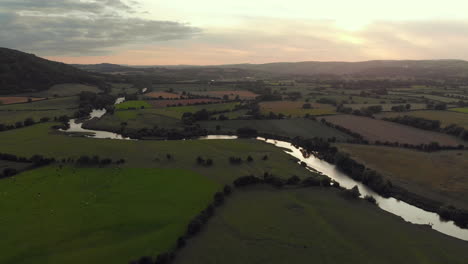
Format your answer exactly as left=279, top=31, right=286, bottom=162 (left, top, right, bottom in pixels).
left=214, top=192, right=224, bottom=206
left=223, top=185, right=232, bottom=195
left=347, top=185, right=361, bottom=199
left=287, top=175, right=300, bottom=185
left=24, top=118, right=35, bottom=126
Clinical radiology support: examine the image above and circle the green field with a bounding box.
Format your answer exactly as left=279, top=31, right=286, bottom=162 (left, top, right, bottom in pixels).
left=199, top=119, right=352, bottom=140
left=345, top=103, right=427, bottom=111
left=0, top=96, right=79, bottom=111
left=450, top=108, right=468, bottom=113
left=0, top=160, right=31, bottom=172
left=259, top=101, right=336, bottom=117
left=0, top=123, right=314, bottom=184
left=336, top=143, right=468, bottom=210
left=310, top=95, right=385, bottom=104
left=0, top=109, right=75, bottom=125
left=152, top=102, right=240, bottom=119
left=0, top=166, right=218, bottom=264
left=23, top=83, right=101, bottom=97
left=115, top=100, right=152, bottom=110
left=85, top=109, right=182, bottom=131
left=175, top=187, right=468, bottom=264
left=376, top=110, right=468, bottom=129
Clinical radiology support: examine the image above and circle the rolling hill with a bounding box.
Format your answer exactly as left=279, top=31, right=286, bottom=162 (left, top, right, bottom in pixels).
left=0, top=48, right=104, bottom=95
left=223, top=60, right=468, bottom=78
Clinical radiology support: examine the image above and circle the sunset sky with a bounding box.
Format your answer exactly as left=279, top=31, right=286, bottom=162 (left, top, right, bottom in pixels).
left=2, top=0, right=468, bottom=65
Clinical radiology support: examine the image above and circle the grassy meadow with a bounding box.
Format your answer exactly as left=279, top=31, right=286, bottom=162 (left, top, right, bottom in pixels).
left=0, top=166, right=218, bottom=264
left=336, top=143, right=468, bottom=210
left=259, top=101, right=336, bottom=116
left=174, top=187, right=468, bottom=264
left=0, top=96, right=79, bottom=111
left=27, top=83, right=101, bottom=97
left=150, top=102, right=240, bottom=119
left=376, top=110, right=468, bottom=129
left=115, top=100, right=152, bottom=110
left=85, top=110, right=182, bottom=131
left=450, top=108, right=468, bottom=113
left=199, top=118, right=352, bottom=140
left=0, top=109, right=75, bottom=125
left=323, top=115, right=465, bottom=146
left=0, top=123, right=314, bottom=184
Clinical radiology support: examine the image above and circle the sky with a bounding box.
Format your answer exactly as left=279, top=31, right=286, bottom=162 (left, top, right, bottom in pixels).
left=1, top=0, right=468, bottom=65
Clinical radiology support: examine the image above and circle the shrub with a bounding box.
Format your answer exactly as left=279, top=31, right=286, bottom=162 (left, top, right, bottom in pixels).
left=364, top=195, right=377, bottom=204
left=233, top=175, right=261, bottom=187
left=223, top=185, right=232, bottom=195
left=345, top=185, right=361, bottom=199
left=213, top=192, right=225, bottom=206
left=287, top=175, right=300, bottom=185
left=302, top=176, right=321, bottom=186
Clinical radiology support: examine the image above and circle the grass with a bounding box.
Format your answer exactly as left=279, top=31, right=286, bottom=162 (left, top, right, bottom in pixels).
left=450, top=108, right=468, bottom=113
left=0, top=166, right=218, bottom=264
left=0, top=160, right=31, bottom=172
left=344, top=103, right=427, bottom=111
left=376, top=110, right=468, bottom=129
left=115, top=100, right=152, bottom=110
left=259, top=101, right=336, bottom=117
left=174, top=187, right=468, bottom=264
left=0, top=109, right=75, bottom=125
left=27, top=83, right=101, bottom=97
left=152, top=102, right=240, bottom=119
left=323, top=114, right=465, bottom=146
left=310, top=95, right=385, bottom=104
left=199, top=119, right=352, bottom=140
left=212, top=109, right=249, bottom=119
left=85, top=110, right=182, bottom=131
left=0, top=96, right=79, bottom=111
left=336, top=143, right=468, bottom=210
left=0, top=123, right=314, bottom=184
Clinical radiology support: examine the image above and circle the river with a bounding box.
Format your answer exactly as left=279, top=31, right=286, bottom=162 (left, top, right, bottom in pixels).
left=61, top=105, right=468, bottom=241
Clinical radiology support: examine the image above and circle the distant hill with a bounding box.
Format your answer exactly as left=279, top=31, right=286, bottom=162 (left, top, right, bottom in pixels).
left=222, top=60, right=468, bottom=78
left=74, top=63, right=274, bottom=80
left=84, top=60, right=468, bottom=80
left=0, top=48, right=103, bottom=95
left=73, top=63, right=140, bottom=73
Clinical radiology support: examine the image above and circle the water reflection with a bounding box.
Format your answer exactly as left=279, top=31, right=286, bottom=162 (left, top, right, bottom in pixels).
left=259, top=137, right=468, bottom=241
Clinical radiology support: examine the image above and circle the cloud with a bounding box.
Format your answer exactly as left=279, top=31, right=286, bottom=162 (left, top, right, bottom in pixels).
left=0, top=0, right=200, bottom=56
left=70, top=18, right=468, bottom=65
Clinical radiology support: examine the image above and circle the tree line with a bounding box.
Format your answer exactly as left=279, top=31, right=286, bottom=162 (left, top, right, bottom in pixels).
left=383, top=115, right=468, bottom=141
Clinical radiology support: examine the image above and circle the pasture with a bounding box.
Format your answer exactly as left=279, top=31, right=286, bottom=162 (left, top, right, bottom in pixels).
left=144, top=91, right=181, bottom=99
left=199, top=119, right=352, bottom=140
left=174, top=187, right=468, bottom=264
left=0, top=109, right=75, bottom=125
left=376, top=110, right=468, bottom=129
left=0, top=166, right=218, bottom=264
left=0, top=96, right=44, bottom=105
left=115, top=100, right=152, bottom=110
left=0, top=123, right=314, bottom=184
left=31, top=83, right=100, bottom=97
left=323, top=115, right=465, bottom=146
left=152, top=102, right=240, bottom=119
left=0, top=96, right=79, bottom=111
left=148, top=99, right=223, bottom=108
left=450, top=108, right=468, bottom=113
left=344, top=103, right=427, bottom=111
left=259, top=101, right=336, bottom=116
left=192, top=90, right=258, bottom=100
left=85, top=109, right=182, bottom=130
left=336, top=143, right=468, bottom=210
